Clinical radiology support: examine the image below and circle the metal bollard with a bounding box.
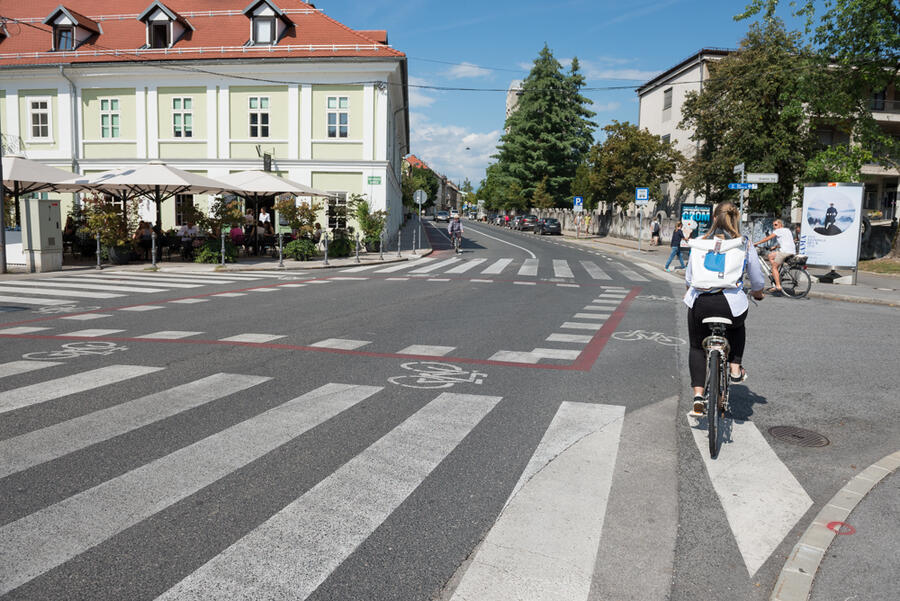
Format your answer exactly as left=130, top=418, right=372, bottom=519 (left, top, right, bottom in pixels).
left=323, top=234, right=329, bottom=266
left=220, top=229, right=226, bottom=266
left=151, top=230, right=158, bottom=269
left=379, top=229, right=384, bottom=261
left=412, top=225, right=417, bottom=255
left=355, top=232, right=361, bottom=264
left=95, top=232, right=102, bottom=270
left=397, top=230, right=402, bottom=258
left=278, top=232, right=284, bottom=268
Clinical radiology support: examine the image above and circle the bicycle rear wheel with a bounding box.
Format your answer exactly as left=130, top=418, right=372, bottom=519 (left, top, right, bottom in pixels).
left=706, top=349, right=721, bottom=458
left=782, top=268, right=811, bottom=298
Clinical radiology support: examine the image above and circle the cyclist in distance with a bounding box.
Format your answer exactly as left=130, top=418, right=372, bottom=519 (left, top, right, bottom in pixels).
left=448, top=214, right=463, bottom=253
left=685, top=201, right=765, bottom=415
left=754, top=218, right=796, bottom=294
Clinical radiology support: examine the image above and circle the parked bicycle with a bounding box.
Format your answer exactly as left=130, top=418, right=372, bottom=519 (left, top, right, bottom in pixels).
left=700, top=317, right=732, bottom=458
left=755, top=248, right=811, bottom=298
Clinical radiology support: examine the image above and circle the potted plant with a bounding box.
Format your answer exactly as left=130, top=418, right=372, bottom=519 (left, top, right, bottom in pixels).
left=81, top=193, right=137, bottom=264
left=194, top=196, right=244, bottom=263
left=349, top=194, right=387, bottom=251
left=274, top=195, right=323, bottom=261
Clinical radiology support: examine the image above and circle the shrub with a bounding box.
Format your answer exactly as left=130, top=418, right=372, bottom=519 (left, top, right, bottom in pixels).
left=194, top=239, right=237, bottom=263
left=285, top=238, right=318, bottom=261
left=328, top=237, right=352, bottom=257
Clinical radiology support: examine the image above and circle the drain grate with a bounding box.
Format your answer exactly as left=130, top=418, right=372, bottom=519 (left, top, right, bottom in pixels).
left=768, top=426, right=830, bottom=447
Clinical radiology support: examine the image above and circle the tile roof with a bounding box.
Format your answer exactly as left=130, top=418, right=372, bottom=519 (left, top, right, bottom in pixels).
left=405, top=155, right=430, bottom=171
left=0, top=0, right=404, bottom=66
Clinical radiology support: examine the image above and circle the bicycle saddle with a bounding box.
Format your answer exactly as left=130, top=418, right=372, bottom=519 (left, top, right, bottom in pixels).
left=702, top=317, right=733, bottom=326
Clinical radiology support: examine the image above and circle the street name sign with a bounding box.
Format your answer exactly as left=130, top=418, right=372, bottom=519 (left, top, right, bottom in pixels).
left=368, top=176, right=382, bottom=185
left=728, top=183, right=758, bottom=190
left=573, top=196, right=584, bottom=213
left=733, top=163, right=744, bottom=174
left=414, top=189, right=427, bottom=205
left=746, top=173, right=778, bottom=184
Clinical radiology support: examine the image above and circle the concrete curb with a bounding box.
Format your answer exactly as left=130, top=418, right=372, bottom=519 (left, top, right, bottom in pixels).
left=770, top=450, right=900, bottom=601
left=806, top=290, right=900, bottom=308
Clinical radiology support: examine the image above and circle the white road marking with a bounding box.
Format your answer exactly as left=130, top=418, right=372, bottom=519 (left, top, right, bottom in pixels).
left=530, top=348, right=581, bottom=360
left=517, top=258, right=538, bottom=276
left=59, top=313, right=113, bottom=320
left=219, top=333, right=285, bottom=343
left=155, top=392, right=500, bottom=601
left=306, top=280, right=331, bottom=284
left=470, top=279, right=493, bottom=283
left=397, top=345, right=456, bottom=356
left=561, top=322, right=603, bottom=331
left=0, top=360, right=63, bottom=379
left=376, top=258, right=433, bottom=273
left=0, top=295, right=73, bottom=306
left=582, top=305, right=613, bottom=311
left=0, top=383, right=381, bottom=596
left=246, top=287, right=280, bottom=291
left=119, top=305, right=164, bottom=312
left=514, top=281, right=537, bottom=286
left=0, top=365, right=163, bottom=415
left=464, top=224, right=536, bottom=258
left=137, top=331, right=204, bottom=340
left=55, top=276, right=201, bottom=288
left=446, top=258, right=487, bottom=273
left=611, top=261, right=649, bottom=282
left=309, top=338, right=370, bottom=350
left=482, top=258, right=513, bottom=274
left=687, top=414, right=813, bottom=576
left=168, top=298, right=209, bottom=304
left=0, top=326, right=52, bottom=335
left=0, top=285, right=122, bottom=299
left=557, top=283, right=580, bottom=288
left=591, top=299, right=621, bottom=305
left=450, top=402, right=625, bottom=601
left=546, top=333, right=593, bottom=343
left=580, top=260, right=611, bottom=280
left=553, top=260, right=574, bottom=278
left=212, top=293, right=247, bottom=298
left=329, top=276, right=368, bottom=281
left=80, top=272, right=246, bottom=284
left=339, top=264, right=383, bottom=273
left=573, top=313, right=610, bottom=320
left=64, top=329, right=125, bottom=337
left=11, top=280, right=168, bottom=293
left=279, top=283, right=307, bottom=288
left=386, top=277, right=409, bottom=281
left=488, top=350, right=541, bottom=363
left=411, top=258, right=461, bottom=274
left=0, top=373, right=270, bottom=479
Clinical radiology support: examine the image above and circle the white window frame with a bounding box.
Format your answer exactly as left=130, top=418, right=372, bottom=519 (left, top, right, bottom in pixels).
left=252, top=17, right=276, bottom=45
left=172, top=97, right=193, bottom=138
left=327, top=191, right=348, bottom=230
left=54, top=26, right=75, bottom=51
left=249, top=96, right=270, bottom=138
left=326, top=96, right=349, bottom=139
left=149, top=21, right=170, bottom=48
left=28, top=97, right=53, bottom=142
left=99, top=97, right=121, bottom=139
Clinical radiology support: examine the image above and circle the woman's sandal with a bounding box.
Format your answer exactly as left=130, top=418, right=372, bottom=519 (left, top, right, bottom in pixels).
left=730, top=367, right=748, bottom=383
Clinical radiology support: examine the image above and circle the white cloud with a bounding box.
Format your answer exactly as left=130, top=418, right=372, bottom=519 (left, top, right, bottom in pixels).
left=409, top=112, right=501, bottom=185
left=577, top=58, right=660, bottom=82
left=445, top=62, right=492, bottom=80
left=408, top=76, right=436, bottom=108
left=593, top=101, right=622, bottom=112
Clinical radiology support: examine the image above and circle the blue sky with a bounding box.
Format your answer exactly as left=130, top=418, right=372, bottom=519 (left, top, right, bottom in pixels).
left=323, top=0, right=805, bottom=187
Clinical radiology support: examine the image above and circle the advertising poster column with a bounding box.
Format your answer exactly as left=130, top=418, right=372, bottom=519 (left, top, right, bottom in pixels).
left=799, top=183, right=864, bottom=279
left=680, top=203, right=712, bottom=239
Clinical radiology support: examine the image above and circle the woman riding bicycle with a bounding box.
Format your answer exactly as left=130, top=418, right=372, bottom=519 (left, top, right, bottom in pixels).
left=684, top=201, right=765, bottom=415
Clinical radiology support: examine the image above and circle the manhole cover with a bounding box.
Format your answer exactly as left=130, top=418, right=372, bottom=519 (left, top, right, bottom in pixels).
left=0, top=306, right=27, bottom=313
left=768, top=426, right=830, bottom=447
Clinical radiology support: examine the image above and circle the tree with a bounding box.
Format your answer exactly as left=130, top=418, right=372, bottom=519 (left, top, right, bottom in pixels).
left=570, top=162, right=595, bottom=211
left=460, top=177, right=474, bottom=208
left=494, top=45, right=596, bottom=206
left=401, top=165, right=439, bottom=211
left=588, top=121, right=683, bottom=210
left=803, top=145, right=875, bottom=183
left=532, top=176, right=554, bottom=209
left=273, top=196, right=321, bottom=237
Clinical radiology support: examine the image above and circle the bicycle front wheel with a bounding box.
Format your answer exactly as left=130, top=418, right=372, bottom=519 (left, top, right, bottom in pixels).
left=706, top=349, right=721, bottom=458
left=782, top=268, right=811, bottom=298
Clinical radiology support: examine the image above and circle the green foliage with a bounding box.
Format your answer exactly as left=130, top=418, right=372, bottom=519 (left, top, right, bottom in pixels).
left=531, top=176, right=554, bottom=209
left=327, top=236, right=352, bottom=257
left=570, top=163, right=595, bottom=211
left=402, top=165, right=439, bottom=210
left=803, top=145, right=875, bottom=183
left=194, top=239, right=237, bottom=264
left=273, top=196, right=322, bottom=237
left=348, top=194, right=387, bottom=243
left=199, top=197, right=244, bottom=237
left=588, top=121, right=683, bottom=210
left=81, top=193, right=138, bottom=248
left=2, top=195, right=15, bottom=227
left=494, top=45, right=596, bottom=206
left=284, top=238, right=318, bottom=261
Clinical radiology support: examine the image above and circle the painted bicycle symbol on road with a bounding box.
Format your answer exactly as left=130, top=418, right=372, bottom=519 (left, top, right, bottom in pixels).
left=611, top=330, right=685, bottom=346
left=388, top=361, right=487, bottom=389
left=22, top=341, right=130, bottom=361
left=32, top=305, right=101, bottom=314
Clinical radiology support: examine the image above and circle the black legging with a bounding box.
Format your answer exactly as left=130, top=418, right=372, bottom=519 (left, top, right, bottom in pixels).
left=687, top=291, right=747, bottom=388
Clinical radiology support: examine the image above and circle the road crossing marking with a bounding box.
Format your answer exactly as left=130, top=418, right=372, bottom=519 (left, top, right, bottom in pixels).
left=376, top=258, right=434, bottom=273
left=530, top=347, right=581, bottom=360
left=246, top=287, right=281, bottom=291
left=0, top=360, right=63, bottom=379
left=518, top=258, right=538, bottom=276
left=137, top=331, right=204, bottom=340
left=561, top=322, right=603, bottom=331
left=488, top=350, right=543, bottom=363
left=386, top=277, right=409, bottom=281
left=73, top=272, right=248, bottom=284
left=580, top=260, right=611, bottom=280
left=0, top=326, right=52, bottom=335
left=446, top=258, right=487, bottom=273
left=220, top=333, right=285, bottom=343
left=610, top=261, right=649, bottom=282
left=573, top=313, right=610, bottom=320
left=557, top=283, right=580, bottom=288
left=329, top=276, right=368, bottom=281
left=340, top=263, right=387, bottom=273
left=64, top=328, right=125, bottom=337
left=0, top=365, right=163, bottom=415
left=552, top=259, right=574, bottom=278
left=54, top=276, right=203, bottom=288
left=470, top=278, right=493, bottom=283
left=592, top=299, right=621, bottom=305
left=581, top=305, right=612, bottom=311
left=0, top=285, right=123, bottom=299
left=279, top=283, right=307, bottom=288
left=514, top=281, right=536, bottom=286
left=0, top=383, right=382, bottom=596
left=309, top=338, right=371, bottom=350
left=156, top=391, right=501, bottom=601
left=212, top=292, right=247, bottom=298
left=119, top=305, right=165, bottom=312
left=0, top=295, right=72, bottom=306
left=168, top=298, right=209, bottom=304
left=428, top=278, right=451, bottom=282
left=59, top=313, right=112, bottom=320
left=9, top=280, right=169, bottom=294
left=397, top=344, right=456, bottom=356
left=482, top=258, right=513, bottom=274
left=411, top=257, right=461, bottom=273
left=450, top=402, right=625, bottom=601
left=0, top=373, right=271, bottom=480
left=687, top=414, right=813, bottom=576
left=546, top=333, right=592, bottom=343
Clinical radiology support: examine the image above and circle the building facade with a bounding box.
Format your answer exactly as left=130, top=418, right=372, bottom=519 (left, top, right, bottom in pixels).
left=0, top=0, right=409, bottom=234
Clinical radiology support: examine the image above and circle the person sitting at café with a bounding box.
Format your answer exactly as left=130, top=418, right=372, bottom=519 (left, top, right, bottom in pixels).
left=263, top=221, right=275, bottom=236
left=178, top=221, right=199, bottom=260
left=230, top=224, right=244, bottom=247
left=133, top=221, right=153, bottom=260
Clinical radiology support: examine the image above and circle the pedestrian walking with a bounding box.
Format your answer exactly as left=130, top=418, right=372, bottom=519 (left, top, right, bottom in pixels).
left=665, top=222, right=687, bottom=271
left=651, top=216, right=661, bottom=246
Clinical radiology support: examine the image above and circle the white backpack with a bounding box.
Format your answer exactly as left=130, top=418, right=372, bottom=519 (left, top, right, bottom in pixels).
left=687, top=237, right=747, bottom=290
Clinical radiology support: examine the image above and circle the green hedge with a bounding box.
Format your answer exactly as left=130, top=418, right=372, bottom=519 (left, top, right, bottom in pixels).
left=195, top=239, right=237, bottom=264
left=285, top=238, right=318, bottom=261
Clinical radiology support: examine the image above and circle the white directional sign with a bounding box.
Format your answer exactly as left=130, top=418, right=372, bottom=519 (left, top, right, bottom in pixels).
left=733, top=163, right=744, bottom=174
left=746, top=173, right=779, bottom=184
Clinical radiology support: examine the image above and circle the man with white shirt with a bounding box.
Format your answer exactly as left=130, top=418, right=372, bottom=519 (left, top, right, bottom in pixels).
left=755, top=219, right=796, bottom=294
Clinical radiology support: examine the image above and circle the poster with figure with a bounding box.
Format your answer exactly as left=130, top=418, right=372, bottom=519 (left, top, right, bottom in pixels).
left=799, top=183, right=864, bottom=267
left=680, top=203, right=712, bottom=238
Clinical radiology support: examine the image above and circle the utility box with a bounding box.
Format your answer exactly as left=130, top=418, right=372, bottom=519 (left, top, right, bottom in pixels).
left=21, top=198, right=63, bottom=272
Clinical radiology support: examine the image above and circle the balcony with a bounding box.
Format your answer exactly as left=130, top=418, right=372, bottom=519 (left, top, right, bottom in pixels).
left=871, top=98, right=900, bottom=122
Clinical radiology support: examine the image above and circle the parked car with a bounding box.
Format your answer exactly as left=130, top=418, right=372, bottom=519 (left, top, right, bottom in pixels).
left=435, top=210, right=450, bottom=222
left=534, top=217, right=562, bottom=235
left=449, top=209, right=460, bottom=219
left=519, top=215, right=539, bottom=231
left=510, top=216, right=523, bottom=229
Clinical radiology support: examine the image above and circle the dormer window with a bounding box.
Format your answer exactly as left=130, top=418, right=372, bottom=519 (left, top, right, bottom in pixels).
left=138, top=2, right=192, bottom=50
left=150, top=22, right=169, bottom=48
left=242, top=0, right=293, bottom=46
left=43, top=7, right=100, bottom=52
left=55, top=27, right=75, bottom=51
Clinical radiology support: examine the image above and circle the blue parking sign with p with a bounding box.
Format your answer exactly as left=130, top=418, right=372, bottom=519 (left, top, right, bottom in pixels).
left=573, top=196, right=583, bottom=208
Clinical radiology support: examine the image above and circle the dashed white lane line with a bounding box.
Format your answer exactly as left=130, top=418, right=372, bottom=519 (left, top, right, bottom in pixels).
left=212, top=293, right=247, bottom=298
left=470, top=279, right=493, bottom=283
left=119, top=305, right=165, bottom=312
left=137, top=331, right=204, bottom=340
left=309, top=338, right=371, bottom=350
left=59, top=314, right=112, bottom=321
left=64, top=329, right=125, bottom=337
left=546, top=333, right=592, bottom=343
left=386, top=277, right=409, bottom=281
left=219, top=333, right=286, bottom=343
left=397, top=345, right=456, bottom=356
left=168, top=298, right=209, bottom=304
left=0, top=327, right=52, bottom=335
left=514, top=281, right=536, bottom=286
left=427, top=278, right=451, bottom=282
left=557, top=283, right=580, bottom=288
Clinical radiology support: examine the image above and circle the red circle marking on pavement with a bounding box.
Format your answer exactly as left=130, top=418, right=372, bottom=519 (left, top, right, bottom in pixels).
left=826, top=521, right=856, bottom=535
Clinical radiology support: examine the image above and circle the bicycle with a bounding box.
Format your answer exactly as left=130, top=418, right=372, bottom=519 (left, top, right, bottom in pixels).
left=451, top=231, right=462, bottom=254
left=700, top=316, right=732, bottom=458
left=755, top=248, right=811, bottom=298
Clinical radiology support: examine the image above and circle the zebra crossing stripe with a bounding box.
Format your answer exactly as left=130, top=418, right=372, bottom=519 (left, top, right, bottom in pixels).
left=0, top=365, right=163, bottom=415
left=376, top=258, right=434, bottom=273
left=552, top=260, right=574, bottom=278
left=561, top=322, right=603, bottom=331
left=610, top=262, right=649, bottom=282
left=580, top=260, right=611, bottom=280
left=339, top=264, right=384, bottom=273
left=0, top=295, right=73, bottom=306
left=59, top=314, right=112, bottom=321
left=410, top=257, right=461, bottom=273
left=65, top=329, right=125, bottom=337
left=573, top=313, right=609, bottom=320
left=397, top=344, right=456, bottom=356
left=219, top=333, right=285, bottom=343
left=530, top=348, right=581, bottom=360
left=0, top=326, right=52, bottom=335
left=445, top=258, right=487, bottom=273
left=482, top=258, right=512, bottom=274
left=450, top=402, right=624, bottom=601
left=0, top=360, right=63, bottom=379
left=0, top=383, right=381, bottom=596
left=0, top=285, right=123, bottom=299
left=0, top=373, right=270, bottom=479
left=546, top=333, right=592, bottom=343
left=156, top=392, right=501, bottom=601
left=95, top=273, right=244, bottom=284
left=137, top=331, right=204, bottom=340
left=309, top=338, right=370, bottom=350
left=168, top=298, right=209, bottom=304
left=517, top=258, right=538, bottom=276
left=55, top=276, right=202, bottom=289
left=10, top=280, right=169, bottom=293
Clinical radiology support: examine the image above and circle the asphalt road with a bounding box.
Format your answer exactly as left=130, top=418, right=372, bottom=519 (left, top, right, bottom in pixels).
left=0, top=219, right=896, bottom=601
